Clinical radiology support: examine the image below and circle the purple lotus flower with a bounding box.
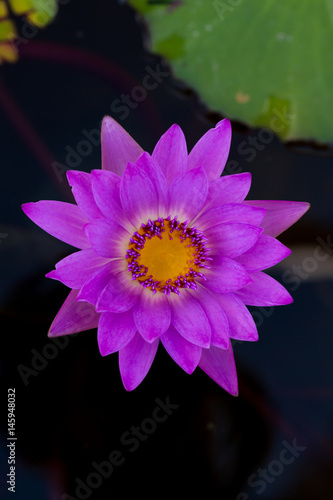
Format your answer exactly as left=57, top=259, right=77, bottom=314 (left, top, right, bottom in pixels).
left=22, top=116, right=309, bottom=394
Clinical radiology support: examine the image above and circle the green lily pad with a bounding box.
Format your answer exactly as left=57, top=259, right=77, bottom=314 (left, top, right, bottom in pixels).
left=129, top=0, right=333, bottom=143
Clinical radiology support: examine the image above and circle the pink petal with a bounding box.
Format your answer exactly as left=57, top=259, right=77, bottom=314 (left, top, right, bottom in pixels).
left=195, top=203, right=266, bottom=231
left=84, top=219, right=129, bottom=258
left=188, top=118, right=231, bottom=180
left=169, top=291, right=211, bottom=348
left=66, top=170, right=104, bottom=220
left=22, top=201, right=90, bottom=249
left=204, top=173, right=252, bottom=211
left=119, top=332, right=159, bottom=390
left=244, top=200, right=310, bottom=237
left=46, top=248, right=110, bottom=289
left=136, top=152, right=169, bottom=216
left=168, top=166, right=208, bottom=221
left=193, top=285, right=229, bottom=349
left=77, top=260, right=123, bottom=305
left=96, top=271, right=142, bottom=313
left=97, top=311, right=137, bottom=356
left=204, top=256, right=252, bottom=293
left=206, top=222, right=262, bottom=258
left=235, top=271, right=293, bottom=306
left=214, top=292, right=258, bottom=341
left=91, top=169, right=133, bottom=231
left=120, top=162, right=159, bottom=227
left=235, top=234, right=291, bottom=272
left=198, top=343, right=238, bottom=396
left=101, top=115, right=143, bottom=175
left=152, top=123, right=188, bottom=185
left=133, top=291, right=171, bottom=342
left=160, top=324, right=202, bottom=374
left=48, top=289, right=100, bottom=337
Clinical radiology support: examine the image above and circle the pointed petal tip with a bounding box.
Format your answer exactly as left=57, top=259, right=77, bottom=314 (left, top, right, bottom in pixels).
left=244, top=200, right=310, bottom=238
left=47, top=328, right=70, bottom=338
left=232, top=331, right=259, bottom=343
left=47, top=325, right=67, bottom=338
left=65, top=169, right=75, bottom=184
left=282, top=294, right=294, bottom=305
left=101, top=114, right=116, bottom=129
left=21, top=200, right=90, bottom=249
left=300, top=201, right=311, bottom=215
left=199, top=343, right=239, bottom=395
left=283, top=200, right=310, bottom=231
left=123, top=381, right=136, bottom=392
left=227, top=170, right=252, bottom=185
left=98, top=345, right=110, bottom=357
left=189, top=118, right=232, bottom=180
left=216, top=117, right=231, bottom=131
left=21, top=201, right=35, bottom=215
left=227, top=379, right=239, bottom=396
left=248, top=329, right=259, bottom=341
left=121, top=370, right=144, bottom=391
left=66, top=169, right=88, bottom=187
left=168, top=123, right=183, bottom=134
left=101, top=115, right=125, bottom=143
left=47, top=326, right=55, bottom=338
left=288, top=201, right=311, bottom=220
left=215, top=375, right=239, bottom=397
left=101, top=116, right=143, bottom=175
left=137, top=150, right=150, bottom=161
left=225, top=377, right=239, bottom=397
left=119, top=333, right=158, bottom=391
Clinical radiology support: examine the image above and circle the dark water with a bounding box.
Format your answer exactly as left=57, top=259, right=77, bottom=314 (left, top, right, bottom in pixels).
left=1, top=1, right=333, bottom=499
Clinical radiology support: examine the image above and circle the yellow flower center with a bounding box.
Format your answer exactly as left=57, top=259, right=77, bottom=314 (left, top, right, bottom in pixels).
left=137, top=224, right=196, bottom=283
left=126, top=217, right=210, bottom=295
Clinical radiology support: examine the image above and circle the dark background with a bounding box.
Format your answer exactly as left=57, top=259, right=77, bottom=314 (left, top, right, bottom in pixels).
left=1, top=1, right=333, bottom=498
